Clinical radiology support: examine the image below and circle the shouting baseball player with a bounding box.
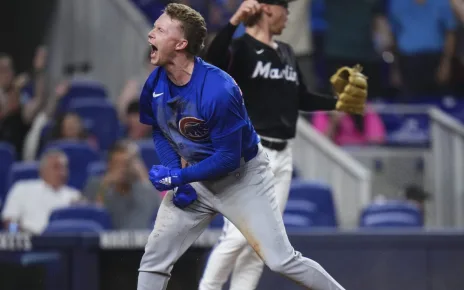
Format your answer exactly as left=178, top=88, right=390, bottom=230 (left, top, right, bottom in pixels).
left=199, top=1, right=368, bottom=289
left=137, top=3, right=365, bottom=290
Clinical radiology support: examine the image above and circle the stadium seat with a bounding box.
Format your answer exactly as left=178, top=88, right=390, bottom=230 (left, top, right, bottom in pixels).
left=136, top=139, right=160, bottom=169
left=87, top=161, right=107, bottom=177
left=6, top=161, right=40, bottom=192
left=68, top=98, right=122, bottom=151
left=49, top=205, right=112, bottom=230
left=55, top=79, right=108, bottom=113
left=359, top=200, right=423, bottom=228
left=283, top=180, right=338, bottom=228
left=0, top=143, right=16, bottom=206
left=43, top=141, right=100, bottom=190
left=43, top=219, right=104, bottom=233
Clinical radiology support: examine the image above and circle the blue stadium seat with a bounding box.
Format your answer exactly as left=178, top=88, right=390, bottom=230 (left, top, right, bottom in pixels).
left=283, top=180, right=338, bottom=228
left=43, top=219, right=104, bottom=233
left=6, top=161, right=40, bottom=192
left=55, top=79, right=108, bottom=113
left=136, top=139, right=160, bottom=170
left=43, top=141, right=100, bottom=190
left=87, top=161, right=107, bottom=177
left=359, top=200, right=423, bottom=228
left=0, top=143, right=16, bottom=206
left=49, top=205, right=112, bottom=230
left=68, top=98, right=122, bottom=151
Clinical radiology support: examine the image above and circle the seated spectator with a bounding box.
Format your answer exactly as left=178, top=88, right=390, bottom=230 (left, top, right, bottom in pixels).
left=0, top=47, right=47, bottom=159
left=312, top=108, right=386, bottom=146
left=42, top=111, right=97, bottom=150
left=125, top=100, right=151, bottom=141
left=83, top=141, right=161, bottom=230
left=1, top=149, right=82, bottom=234
left=388, top=0, right=457, bottom=98
left=402, top=184, right=431, bottom=215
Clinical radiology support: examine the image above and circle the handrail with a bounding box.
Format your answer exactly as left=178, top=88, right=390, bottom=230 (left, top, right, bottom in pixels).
left=296, top=119, right=371, bottom=180
left=429, top=107, right=464, bottom=136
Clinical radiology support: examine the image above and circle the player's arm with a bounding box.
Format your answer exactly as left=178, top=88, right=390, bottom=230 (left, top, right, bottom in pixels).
left=205, top=0, right=260, bottom=70
left=296, top=63, right=338, bottom=112
left=178, top=85, right=246, bottom=184
left=139, top=73, right=182, bottom=169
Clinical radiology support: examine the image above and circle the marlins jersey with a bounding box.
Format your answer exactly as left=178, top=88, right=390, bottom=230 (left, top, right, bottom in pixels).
left=139, top=57, right=259, bottom=165
left=206, top=23, right=337, bottom=140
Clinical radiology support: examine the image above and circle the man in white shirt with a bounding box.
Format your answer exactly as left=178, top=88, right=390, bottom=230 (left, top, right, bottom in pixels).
left=2, top=149, right=81, bottom=234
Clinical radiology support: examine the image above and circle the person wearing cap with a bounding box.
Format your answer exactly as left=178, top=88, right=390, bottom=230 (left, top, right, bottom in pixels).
left=199, top=0, right=354, bottom=289
left=403, top=184, right=430, bottom=215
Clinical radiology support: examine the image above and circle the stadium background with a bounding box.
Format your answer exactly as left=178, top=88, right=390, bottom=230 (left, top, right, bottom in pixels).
left=0, top=0, right=464, bottom=289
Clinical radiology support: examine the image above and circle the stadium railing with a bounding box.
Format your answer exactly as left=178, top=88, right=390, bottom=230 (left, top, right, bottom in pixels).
left=293, top=117, right=372, bottom=228
left=430, top=107, right=464, bottom=228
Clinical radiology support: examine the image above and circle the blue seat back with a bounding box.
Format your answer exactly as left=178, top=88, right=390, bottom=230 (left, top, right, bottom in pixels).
left=283, top=180, right=337, bottom=228
left=43, top=141, right=100, bottom=190
left=49, top=205, right=112, bottom=230
left=7, top=161, right=40, bottom=191
left=69, top=98, right=121, bottom=151
left=55, top=80, right=108, bottom=113
left=0, top=143, right=16, bottom=205
left=359, top=200, right=423, bottom=228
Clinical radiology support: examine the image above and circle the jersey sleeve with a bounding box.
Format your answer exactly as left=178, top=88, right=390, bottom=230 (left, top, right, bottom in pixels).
left=139, top=70, right=157, bottom=125
left=202, top=78, right=247, bottom=140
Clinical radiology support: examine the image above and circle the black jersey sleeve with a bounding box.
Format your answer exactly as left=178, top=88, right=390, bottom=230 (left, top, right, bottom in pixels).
left=297, top=64, right=338, bottom=112
left=205, top=22, right=238, bottom=71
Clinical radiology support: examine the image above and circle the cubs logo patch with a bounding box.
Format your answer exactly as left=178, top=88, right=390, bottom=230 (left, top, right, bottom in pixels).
left=178, top=117, right=209, bottom=141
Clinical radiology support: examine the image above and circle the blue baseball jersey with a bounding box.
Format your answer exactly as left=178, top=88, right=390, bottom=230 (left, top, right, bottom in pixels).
left=139, top=57, right=260, bottom=165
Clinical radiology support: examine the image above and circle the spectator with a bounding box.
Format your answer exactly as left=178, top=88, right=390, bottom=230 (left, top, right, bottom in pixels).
left=83, top=141, right=161, bottom=230
left=42, top=111, right=97, bottom=150
left=0, top=47, right=47, bottom=159
left=323, top=0, right=387, bottom=98
left=125, top=100, right=151, bottom=141
left=403, top=184, right=431, bottom=215
left=388, top=0, right=457, bottom=98
left=1, top=149, right=82, bottom=234
left=451, top=0, right=464, bottom=96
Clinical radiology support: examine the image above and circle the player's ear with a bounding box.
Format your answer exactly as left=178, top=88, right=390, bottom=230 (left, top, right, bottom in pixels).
left=175, top=39, right=188, bottom=51
left=261, top=4, right=272, bottom=16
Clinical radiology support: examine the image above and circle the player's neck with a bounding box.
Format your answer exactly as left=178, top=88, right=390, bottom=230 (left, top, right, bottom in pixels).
left=246, top=25, right=274, bottom=48
left=165, top=54, right=195, bottom=86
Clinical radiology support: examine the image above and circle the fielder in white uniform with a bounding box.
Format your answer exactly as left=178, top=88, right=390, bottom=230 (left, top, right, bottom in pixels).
left=199, top=0, right=367, bottom=289
left=136, top=3, right=354, bottom=290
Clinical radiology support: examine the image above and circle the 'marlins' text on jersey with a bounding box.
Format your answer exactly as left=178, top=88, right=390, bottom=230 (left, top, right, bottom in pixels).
left=251, top=61, right=299, bottom=84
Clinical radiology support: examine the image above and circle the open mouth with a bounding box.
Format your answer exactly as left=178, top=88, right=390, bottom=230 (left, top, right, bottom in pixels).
left=150, top=44, right=158, bottom=54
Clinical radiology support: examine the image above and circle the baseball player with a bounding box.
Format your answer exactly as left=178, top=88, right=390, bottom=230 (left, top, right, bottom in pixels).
left=198, top=1, right=368, bottom=289
left=137, top=3, right=366, bottom=290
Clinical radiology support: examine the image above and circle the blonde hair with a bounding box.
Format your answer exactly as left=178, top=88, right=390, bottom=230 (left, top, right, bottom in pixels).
left=164, top=3, right=207, bottom=56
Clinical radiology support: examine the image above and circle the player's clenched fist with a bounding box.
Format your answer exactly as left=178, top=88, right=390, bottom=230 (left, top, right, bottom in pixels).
left=172, top=184, right=198, bottom=209
left=330, top=64, right=368, bottom=115
left=230, top=0, right=261, bottom=26
left=148, top=165, right=182, bottom=191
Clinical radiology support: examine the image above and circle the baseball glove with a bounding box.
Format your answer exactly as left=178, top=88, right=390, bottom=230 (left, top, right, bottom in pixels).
left=330, top=64, right=368, bottom=115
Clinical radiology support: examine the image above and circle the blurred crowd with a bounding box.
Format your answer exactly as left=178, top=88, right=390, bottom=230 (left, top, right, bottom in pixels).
left=0, top=0, right=460, bottom=233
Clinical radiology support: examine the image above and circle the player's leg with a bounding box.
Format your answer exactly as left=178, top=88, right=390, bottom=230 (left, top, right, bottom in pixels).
left=137, top=189, right=215, bottom=290
left=198, top=217, right=249, bottom=290
left=217, top=148, right=345, bottom=290
left=228, top=145, right=293, bottom=290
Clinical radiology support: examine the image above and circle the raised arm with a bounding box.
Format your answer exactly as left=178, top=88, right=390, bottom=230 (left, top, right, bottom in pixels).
left=205, top=0, right=261, bottom=70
